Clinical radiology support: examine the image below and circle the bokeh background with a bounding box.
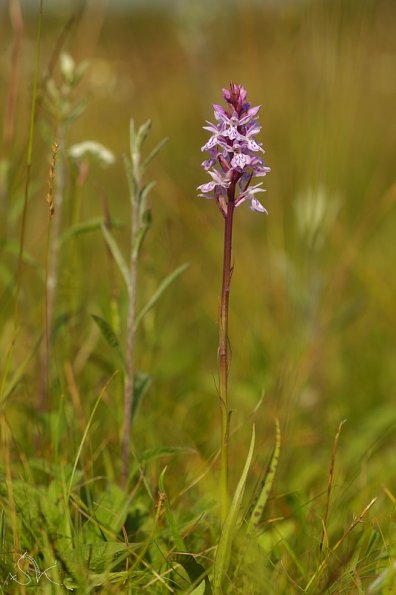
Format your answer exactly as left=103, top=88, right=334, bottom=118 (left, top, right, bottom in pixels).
left=1, top=0, right=396, bottom=529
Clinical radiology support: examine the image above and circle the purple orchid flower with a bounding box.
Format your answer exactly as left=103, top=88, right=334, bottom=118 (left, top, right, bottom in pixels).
left=198, top=83, right=270, bottom=215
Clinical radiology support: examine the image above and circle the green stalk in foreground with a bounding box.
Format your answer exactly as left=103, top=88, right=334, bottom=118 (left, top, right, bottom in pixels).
left=121, top=120, right=167, bottom=483
left=121, top=121, right=148, bottom=485
left=198, top=82, right=270, bottom=523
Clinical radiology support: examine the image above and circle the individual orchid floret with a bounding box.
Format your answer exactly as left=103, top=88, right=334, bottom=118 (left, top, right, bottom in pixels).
left=235, top=182, right=268, bottom=213
left=198, top=83, right=270, bottom=215
left=198, top=168, right=231, bottom=197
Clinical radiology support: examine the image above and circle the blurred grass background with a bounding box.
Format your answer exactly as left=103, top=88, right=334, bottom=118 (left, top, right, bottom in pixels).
left=1, top=0, right=396, bottom=589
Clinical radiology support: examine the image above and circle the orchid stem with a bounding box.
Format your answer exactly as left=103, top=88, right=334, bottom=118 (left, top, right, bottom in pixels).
left=218, top=187, right=235, bottom=524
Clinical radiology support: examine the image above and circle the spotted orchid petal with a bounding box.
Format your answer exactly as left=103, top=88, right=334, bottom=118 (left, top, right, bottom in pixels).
left=250, top=197, right=268, bottom=213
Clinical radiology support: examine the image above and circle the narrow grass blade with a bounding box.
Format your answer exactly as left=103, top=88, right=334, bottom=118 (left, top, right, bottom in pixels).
left=304, top=496, right=378, bottom=593
left=0, top=333, right=42, bottom=404
left=141, top=137, right=168, bottom=172
left=101, top=224, right=130, bottom=290
left=246, top=418, right=281, bottom=535
left=67, top=373, right=116, bottom=501
left=61, top=217, right=123, bottom=243
left=140, top=445, right=196, bottom=464
left=320, top=419, right=347, bottom=553
left=213, top=426, right=255, bottom=594
left=135, top=263, right=189, bottom=329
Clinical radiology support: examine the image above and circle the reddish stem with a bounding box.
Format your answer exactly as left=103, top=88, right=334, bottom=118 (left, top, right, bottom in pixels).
left=218, top=184, right=235, bottom=523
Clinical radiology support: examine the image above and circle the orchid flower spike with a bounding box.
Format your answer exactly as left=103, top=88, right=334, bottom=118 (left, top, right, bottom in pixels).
left=198, top=83, right=270, bottom=215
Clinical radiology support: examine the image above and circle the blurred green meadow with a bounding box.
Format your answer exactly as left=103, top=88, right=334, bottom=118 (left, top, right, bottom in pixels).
left=0, top=0, right=396, bottom=592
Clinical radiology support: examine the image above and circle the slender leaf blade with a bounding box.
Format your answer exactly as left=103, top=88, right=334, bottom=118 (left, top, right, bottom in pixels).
left=67, top=373, right=117, bottom=500
left=101, top=224, right=130, bottom=290
left=246, top=418, right=281, bottom=535
left=135, top=263, right=189, bottom=329
left=91, top=314, right=119, bottom=348
left=61, top=217, right=123, bottom=244
left=136, top=119, right=152, bottom=151
left=91, top=314, right=127, bottom=370
left=213, top=426, right=256, bottom=594
left=131, top=372, right=151, bottom=419
left=139, top=180, right=156, bottom=217
left=141, top=137, right=168, bottom=172
left=139, top=446, right=196, bottom=465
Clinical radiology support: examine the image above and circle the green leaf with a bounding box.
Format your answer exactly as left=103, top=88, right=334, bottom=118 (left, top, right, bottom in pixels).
left=213, top=427, right=256, bottom=594
left=139, top=180, right=156, bottom=216
left=123, top=153, right=137, bottom=203
left=101, top=224, right=130, bottom=290
left=91, top=314, right=126, bottom=370
left=130, top=119, right=147, bottom=171
left=140, top=209, right=152, bottom=227
left=139, top=446, right=196, bottom=465
left=190, top=583, right=207, bottom=595
left=246, top=418, right=281, bottom=535
left=129, top=118, right=136, bottom=162
left=141, top=137, right=168, bottom=172
left=132, top=372, right=151, bottom=419
left=132, top=220, right=150, bottom=259
left=91, top=314, right=119, bottom=348
left=135, top=263, right=190, bottom=329
left=61, top=217, right=123, bottom=243
left=136, top=119, right=152, bottom=151
left=172, top=552, right=212, bottom=595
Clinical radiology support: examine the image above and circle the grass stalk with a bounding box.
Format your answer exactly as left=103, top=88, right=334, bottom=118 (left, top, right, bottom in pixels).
left=304, top=497, right=378, bottom=593
left=46, top=126, right=66, bottom=345
left=319, top=419, right=346, bottom=553
left=121, top=131, right=142, bottom=484
left=40, top=126, right=65, bottom=410
left=42, top=142, right=58, bottom=405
